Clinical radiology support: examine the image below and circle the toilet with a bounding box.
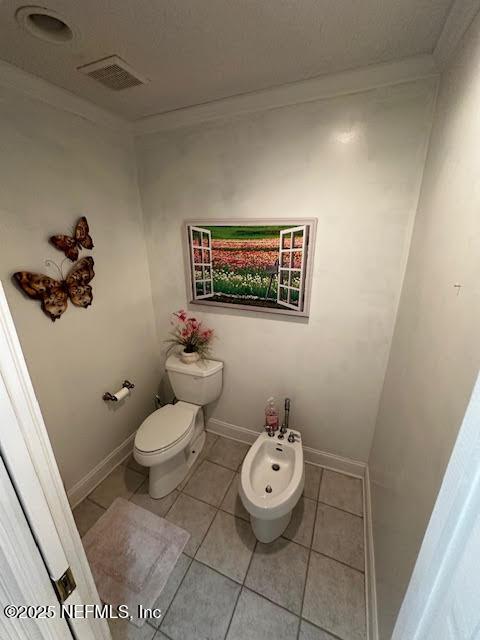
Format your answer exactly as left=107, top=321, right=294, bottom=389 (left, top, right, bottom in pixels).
left=134, top=353, right=223, bottom=499
left=239, top=429, right=304, bottom=543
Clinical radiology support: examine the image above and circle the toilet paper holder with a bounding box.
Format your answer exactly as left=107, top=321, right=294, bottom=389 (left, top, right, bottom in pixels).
left=103, top=380, right=135, bottom=402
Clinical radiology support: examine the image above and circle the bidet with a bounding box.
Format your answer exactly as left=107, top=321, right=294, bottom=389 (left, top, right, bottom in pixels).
left=239, top=428, right=304, bottom=542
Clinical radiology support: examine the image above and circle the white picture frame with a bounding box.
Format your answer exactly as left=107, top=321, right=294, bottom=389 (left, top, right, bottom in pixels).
left=183, top=218, right=317, bottom=317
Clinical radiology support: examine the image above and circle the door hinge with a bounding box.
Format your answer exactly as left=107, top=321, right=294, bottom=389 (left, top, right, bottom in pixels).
left=52, top=567, right=76, bottom=604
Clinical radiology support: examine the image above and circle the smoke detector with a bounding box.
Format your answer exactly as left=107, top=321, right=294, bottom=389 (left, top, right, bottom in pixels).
left=77, top=56, right=147, bottom=91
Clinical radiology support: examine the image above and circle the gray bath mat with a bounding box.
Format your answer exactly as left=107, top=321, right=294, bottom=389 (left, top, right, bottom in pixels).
left=83, top=497, right=189, bottom=627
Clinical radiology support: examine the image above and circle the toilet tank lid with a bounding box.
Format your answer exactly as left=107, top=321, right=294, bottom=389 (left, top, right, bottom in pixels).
left=166, top=354, right=223, bottom=378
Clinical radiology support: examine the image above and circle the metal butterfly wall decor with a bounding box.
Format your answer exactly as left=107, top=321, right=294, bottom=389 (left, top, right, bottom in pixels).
left=13, top=216, right=95, bottom=322
left=14, top=257, right=95, bottom=322
left=50, top=215, right=94, bottom=261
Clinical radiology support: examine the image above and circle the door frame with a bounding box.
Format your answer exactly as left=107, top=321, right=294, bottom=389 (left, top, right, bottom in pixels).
left=0, top=453, right=75, bottom=640
left=0, top=281, right=110, bottom=640
left=392, top=371, right=480, bottom=639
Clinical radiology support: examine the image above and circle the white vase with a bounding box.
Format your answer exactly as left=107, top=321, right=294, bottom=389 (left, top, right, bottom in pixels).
left=180, top=350, right=200, bottom=364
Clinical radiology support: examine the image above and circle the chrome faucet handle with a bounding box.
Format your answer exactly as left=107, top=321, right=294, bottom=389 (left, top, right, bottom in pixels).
left=281, top=397, right=291, bottom=434
left=288, top=432, right=295, bottom=443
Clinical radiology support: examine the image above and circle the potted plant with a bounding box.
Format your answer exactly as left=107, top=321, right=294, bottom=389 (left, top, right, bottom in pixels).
left=167, top=309, right=214, bottom=364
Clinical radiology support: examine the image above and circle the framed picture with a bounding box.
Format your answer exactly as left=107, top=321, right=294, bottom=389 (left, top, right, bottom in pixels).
left=184, top=218, right=317, bottom=317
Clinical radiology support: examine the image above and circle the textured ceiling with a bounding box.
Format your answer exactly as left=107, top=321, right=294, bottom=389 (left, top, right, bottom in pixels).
left=0, top=0, right=454, bottom=120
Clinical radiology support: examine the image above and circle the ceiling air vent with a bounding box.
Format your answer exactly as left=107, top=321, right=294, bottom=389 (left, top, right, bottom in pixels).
left=77, top=56, right=147, bottom=91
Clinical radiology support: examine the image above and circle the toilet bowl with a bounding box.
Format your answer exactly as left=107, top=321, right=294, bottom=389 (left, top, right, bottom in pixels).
left=133, top=354, right=223, bottom=498
left=239, top=429, right=304, bottom=543
left=134, top=401, right=202, bottom=498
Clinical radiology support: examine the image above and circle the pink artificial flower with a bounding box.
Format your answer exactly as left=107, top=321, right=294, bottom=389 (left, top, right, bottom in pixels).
left=186, top=317, right=199, bottom=330
left=201, top=328, right=213, bottom=341
left=175, top=309, right=187, bottom=322
left=167, top=309, right=214, bottom=356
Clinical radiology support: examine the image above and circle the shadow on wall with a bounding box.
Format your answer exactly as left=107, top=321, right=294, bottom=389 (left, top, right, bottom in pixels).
left=158, top=373, right=175, bottom=405
left=186, top=301, right=310, bottom=326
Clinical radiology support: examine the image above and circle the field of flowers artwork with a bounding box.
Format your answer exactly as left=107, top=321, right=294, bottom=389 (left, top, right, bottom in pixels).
left=185, top=220, right=316, bottom=316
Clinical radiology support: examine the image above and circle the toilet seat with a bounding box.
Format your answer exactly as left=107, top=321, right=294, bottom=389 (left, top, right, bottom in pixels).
left=134, top=402, right=196, bottom=461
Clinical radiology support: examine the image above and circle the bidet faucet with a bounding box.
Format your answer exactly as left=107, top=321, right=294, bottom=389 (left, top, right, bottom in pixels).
left=280, top=398, right=291, bottom=434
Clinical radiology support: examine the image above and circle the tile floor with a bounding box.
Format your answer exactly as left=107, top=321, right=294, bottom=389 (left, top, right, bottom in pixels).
left=73, top=433, right=366, bottom=640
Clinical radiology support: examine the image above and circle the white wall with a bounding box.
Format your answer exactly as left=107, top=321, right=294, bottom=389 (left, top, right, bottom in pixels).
left=0, top=84, right=159, bottom=491
left=136, top=79, right=436, bottom=461
left=369, top=13, right=480, bottom=638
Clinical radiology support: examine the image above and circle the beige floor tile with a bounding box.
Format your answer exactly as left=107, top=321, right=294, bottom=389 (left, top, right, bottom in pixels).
left=245, top=537, right=309, bottom=614
left=283, top=497, right=316, bottom=547
left=160, top=560, right=240, bottom=640
left=129, top=482, right=179, bottom=518
left=166, top=493, right=216, bottom=556
left=319, top=470, right=363, bottom=516
left=148, top=554, right=192, bottom=628
left=183, top=460, right=234, bottom=507
left=88, top=465, right=145, bottom=509
left=303, top=552, right=366, bottom=640
left=176, top=455, right=202, bottom=491
left=201, top=431, right=219, bottom=458
left=220, top=473, right=250, bottom=521
left=176, top=431, right=219, bottom=491
left=207, top=436, right=249, bottom=470
left=227, top=588, right=299, bottom=640
left=299, top=620, right=338, bottom=640
left=72, top=499, right=105, bottom=537
left=123, top=453, right=148, bottom=476
left=313, top=503, right=364, bottom=571
left=196, top=511, right=256, bottom=582
left=304, top=464, right=322, bottom=500
left=108, top=618, right=156, bottom=639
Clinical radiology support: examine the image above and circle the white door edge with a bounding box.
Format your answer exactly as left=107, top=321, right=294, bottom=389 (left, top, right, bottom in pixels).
left=0, top=453, right=74, bottom=639
left=0, top=281, right=110, bottom=640
left=392, top=371, right=480, bottom=639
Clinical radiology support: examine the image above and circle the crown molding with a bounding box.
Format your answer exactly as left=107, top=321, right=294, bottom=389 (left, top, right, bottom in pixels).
left=0, top=53, right=440, bottom=138
left=433, top=0, right=480, bottom=69
left=133, top=54, right=438, bottom=136
left=0, top=59, right=129, bottom=133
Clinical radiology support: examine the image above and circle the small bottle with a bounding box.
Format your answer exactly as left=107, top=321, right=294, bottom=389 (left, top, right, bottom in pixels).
left=265, top=397, right=279, bottom=431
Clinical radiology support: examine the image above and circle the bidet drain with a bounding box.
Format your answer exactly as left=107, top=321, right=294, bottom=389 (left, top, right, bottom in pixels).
left=265, top=485, right=272, bottom=493
left=272, top=464, right=280, bottom=471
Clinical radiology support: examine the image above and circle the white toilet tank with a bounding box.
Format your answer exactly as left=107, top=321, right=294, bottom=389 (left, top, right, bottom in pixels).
left=165, top=354, right=223, bottom=406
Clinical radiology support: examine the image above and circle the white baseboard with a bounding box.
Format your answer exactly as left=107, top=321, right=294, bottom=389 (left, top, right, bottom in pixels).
left=302, top=443, right=366, bottom=479
left=207, top=418, right=258, bottom=445
left=364, top=465, right=379, bottom=640
left=207, top=417, right=367, bottom=478
left=67, top=433, right=135, bottom=508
